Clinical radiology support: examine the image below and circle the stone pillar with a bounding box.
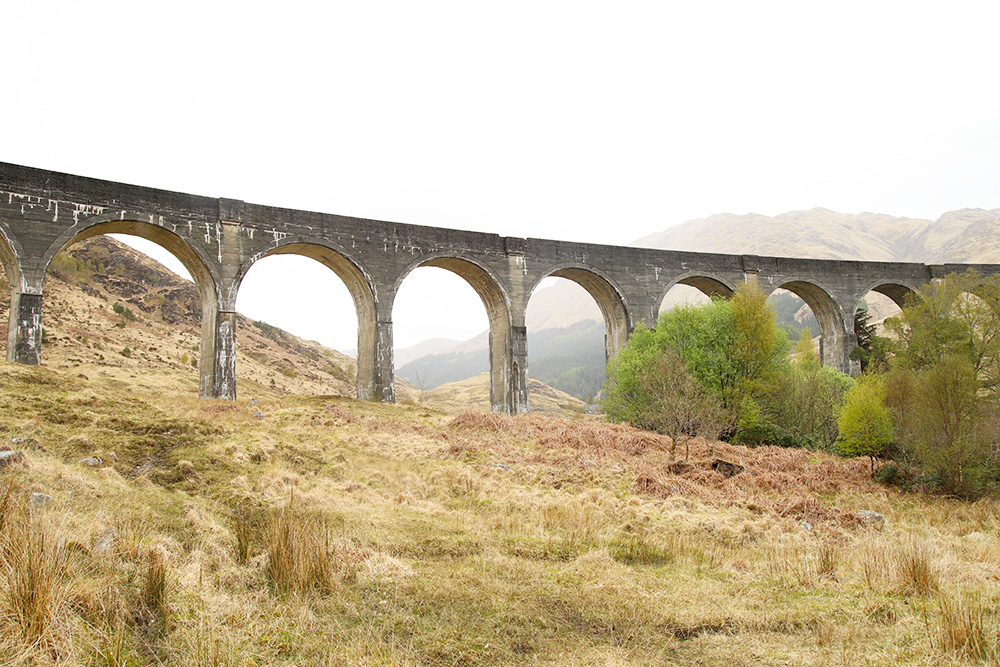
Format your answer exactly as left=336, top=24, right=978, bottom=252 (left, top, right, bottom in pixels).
left=373, top=319, right=395, bottom=403
left=214, top=311, right=238, bottom=400
left=7, top=289, right=42, bottom=365
left=355, top=317, right=376, bottom=402
left=199, top=307, right=237, bottom=400
left=508, top=324, right=529, bottom=414
left=826, top=326, right=859, bottom=376
left=502, top=238, right=529, bottom=415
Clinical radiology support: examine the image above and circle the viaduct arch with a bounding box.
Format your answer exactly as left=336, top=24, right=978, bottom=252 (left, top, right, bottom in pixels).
left=3, top=161, right=1000, bottom=413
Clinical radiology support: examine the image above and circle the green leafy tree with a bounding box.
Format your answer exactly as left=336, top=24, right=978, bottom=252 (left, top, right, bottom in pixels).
left=624, top=349, right=731, bottom=460
left=730, top=281, right=789, bottom=406
left=837, top=375, right=893, bottom=476
left=908, top=355, right=997, bottom=496
left=652, top=297, right=739, bottom=403
left=882, top=272, right=1000, bottom=496
left=769, top=335, right=854, bottom=450
left=604, top=282, right=788, bottom=445
left=794, top=328, right=818, bottom=368
left=886, top=271, right=1000, bottom=391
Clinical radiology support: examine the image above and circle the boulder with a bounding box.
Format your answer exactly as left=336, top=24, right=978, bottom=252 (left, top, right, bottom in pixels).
left=0, top=450, right=25, bottom=469
left=712, top=459, right=744, bottom=478
left=856, top=510, right=886, bottom=530
left=31, top=492, right=51, bottom=507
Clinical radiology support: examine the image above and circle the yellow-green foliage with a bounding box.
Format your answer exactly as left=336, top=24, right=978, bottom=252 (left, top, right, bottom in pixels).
left=0, top=363, right=999, bottom=666
left=837, top=375, right=893, bottom=473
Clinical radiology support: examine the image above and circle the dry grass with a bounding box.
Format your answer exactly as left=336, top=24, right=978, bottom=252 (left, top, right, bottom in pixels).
left=262, top=499, right=362, bottom=595
left=2, top=368, right=1000, bottom=665
left=938, top=594, right=999, bottom=663
left=10, top=237, right=999, bottom=664
left=0, top=480, right=70, bottom=662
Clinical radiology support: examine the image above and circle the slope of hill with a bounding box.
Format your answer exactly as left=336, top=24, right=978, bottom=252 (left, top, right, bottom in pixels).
left=418, top=372, right=587, bottom=415
left=23, top=236, right=363, bottom=399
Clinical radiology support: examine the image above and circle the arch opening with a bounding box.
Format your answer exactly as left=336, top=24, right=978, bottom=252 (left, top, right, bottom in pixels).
left=851, top=287, right=905, bottom=373
left=51, top=220, right=217, bottom=307
left=525, top=276, right=606, bottom=411
left=235, top=250, right=362, bottom=398
left=766, top=288, right=821, bottom=363
left=657, top=284, right=713, bottom=317
left=393, top=260, right=504, bottom=410
left=656, top=275, right=734, bottom=318
left=40, top=231, right=213, bottom=394
left=545, top=267, right=629, bottom=360
left=869, top=283, right=918, bottom=311
left=774, top=281, right=845, bottom=370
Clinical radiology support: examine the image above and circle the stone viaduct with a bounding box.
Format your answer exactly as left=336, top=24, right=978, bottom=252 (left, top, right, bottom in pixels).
left=2, top=162, right=998, bottom=413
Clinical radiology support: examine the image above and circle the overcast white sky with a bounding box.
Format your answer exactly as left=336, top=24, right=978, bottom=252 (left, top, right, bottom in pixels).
left=6, top=2, right=1000, bottom=350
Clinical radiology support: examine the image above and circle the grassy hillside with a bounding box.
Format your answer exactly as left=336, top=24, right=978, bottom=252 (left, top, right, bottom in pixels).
left=418, top=373, right=587, bottom=416
left=398, top=320, right=607, bottom=401
left=2, top=364, right=999, bottom=665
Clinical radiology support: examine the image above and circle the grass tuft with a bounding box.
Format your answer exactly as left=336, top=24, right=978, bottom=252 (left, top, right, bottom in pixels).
left=0, top=480, right=69, bottom=654
left=139, top=546, right=170, bottom=628
left=263, top=501, right=360, bottom=595
left=938, top=594, right=998, bottom=662
left=896, top=537, right=938, bottom=595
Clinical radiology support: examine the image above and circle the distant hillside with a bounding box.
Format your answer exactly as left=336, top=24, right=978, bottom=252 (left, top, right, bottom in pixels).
left=633, top=207, right=1000, bottom=262
left=393, top=337, right=463, bottom=369
left=397, top=319, right=608, bottom=399
left=397, top=346, right=487, bottom=390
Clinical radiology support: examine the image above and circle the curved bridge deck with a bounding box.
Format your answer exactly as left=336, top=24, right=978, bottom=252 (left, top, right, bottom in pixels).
left=2, top=162, right=996, bottom=412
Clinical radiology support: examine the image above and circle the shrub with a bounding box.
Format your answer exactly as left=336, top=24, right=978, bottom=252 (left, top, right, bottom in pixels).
left=112, top=302, right=136, bottom=323
left=837, top=375, right=893, bottom=476
left=873, top=462, right=899, bottom=485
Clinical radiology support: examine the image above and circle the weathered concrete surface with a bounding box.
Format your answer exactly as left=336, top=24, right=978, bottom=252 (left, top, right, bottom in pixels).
left=2, top=162, right=998, bottom=412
